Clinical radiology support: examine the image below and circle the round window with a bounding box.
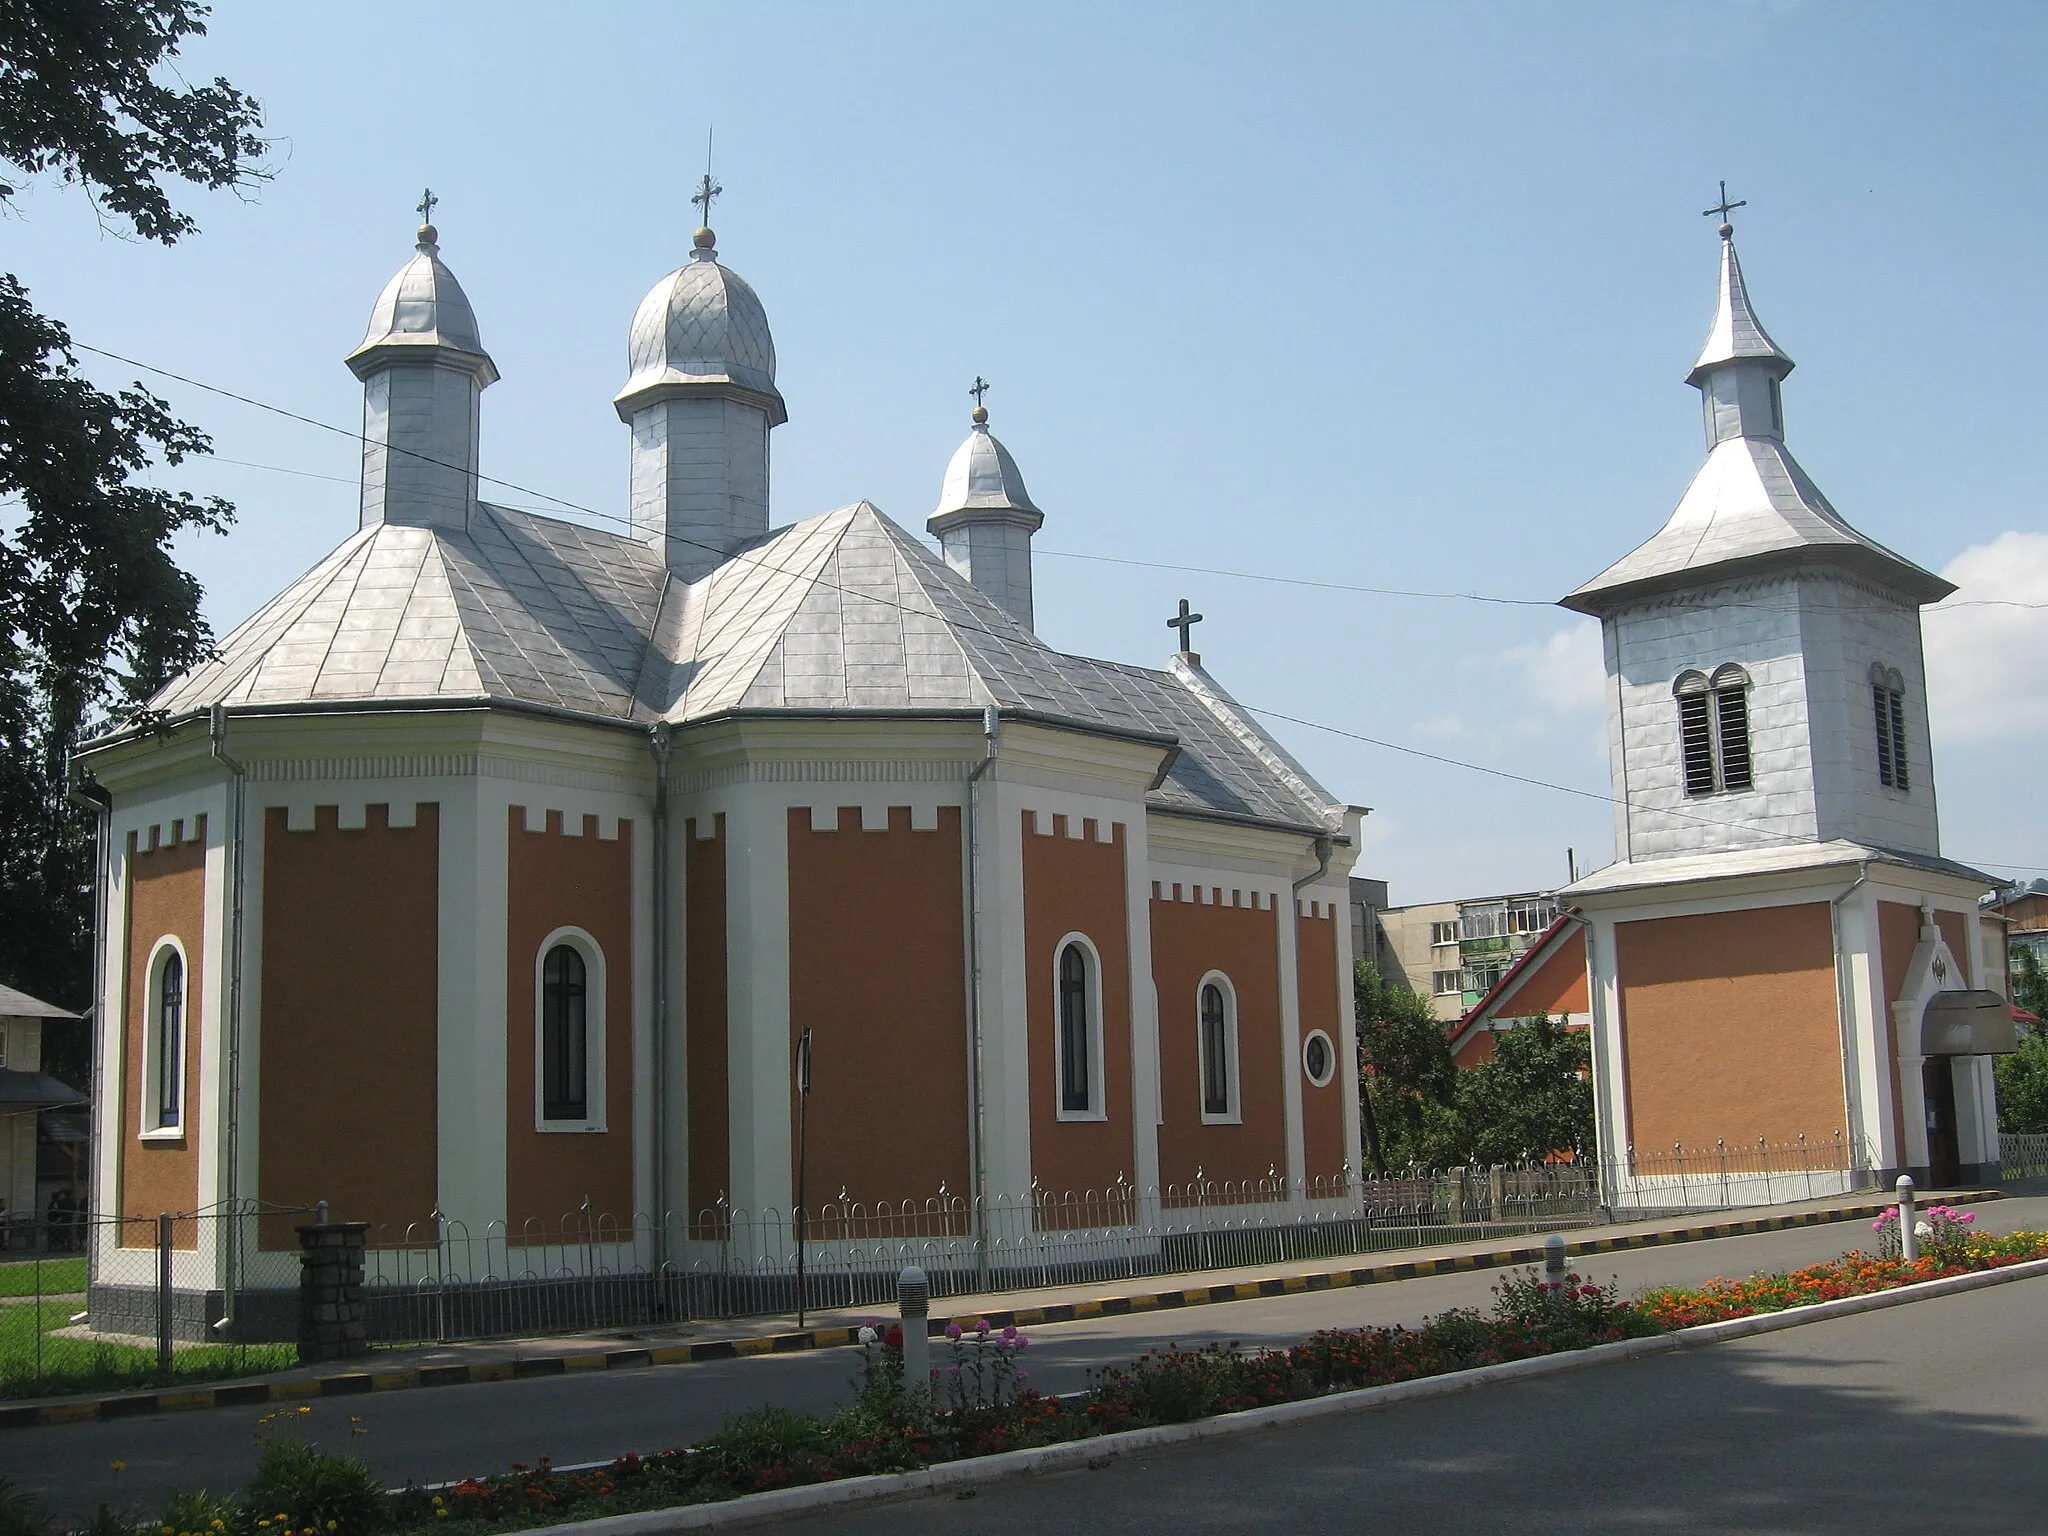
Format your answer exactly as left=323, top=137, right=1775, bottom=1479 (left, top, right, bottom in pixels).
left=1302, top=1029, right=1335, bottom=1087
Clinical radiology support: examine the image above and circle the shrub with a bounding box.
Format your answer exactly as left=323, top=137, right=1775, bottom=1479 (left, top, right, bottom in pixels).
left=0, top=1480, right=51, bottom=1536
left=156, top=1489, right=237, bottom=1536
left=245, top=1435, right=387, bottom=1536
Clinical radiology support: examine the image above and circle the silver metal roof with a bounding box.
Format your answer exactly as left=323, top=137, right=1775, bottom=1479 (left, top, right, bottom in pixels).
left=1688, top=231, right=1793, bottom=385
left=345, top=226, right=497, bottom=383
left=1564, top=231, right=1952, bottom=614
left=147, top=500, right=1339, bottom=834
left=614, top=230, right=784, bottom=423
left=1563, top=838, right=1995, bottom=899
left=930, top=421, right=1042, bottom=521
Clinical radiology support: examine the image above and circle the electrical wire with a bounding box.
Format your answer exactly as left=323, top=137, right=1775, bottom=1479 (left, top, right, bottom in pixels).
left=70, top=342, right=2048, bottom=876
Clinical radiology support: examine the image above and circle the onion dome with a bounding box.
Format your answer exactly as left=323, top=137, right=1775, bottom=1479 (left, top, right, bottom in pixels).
left=613, top=226, right=785, bottom=424
left=345, top=220, right=497, bottom=384
left=931, top=405, right=1043, bottom=523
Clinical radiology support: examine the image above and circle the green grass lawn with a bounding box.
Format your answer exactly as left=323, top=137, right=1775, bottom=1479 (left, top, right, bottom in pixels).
left=0, top=1255, right=87, bottom=1298
left=0, top=1295, right=295, bottom=1400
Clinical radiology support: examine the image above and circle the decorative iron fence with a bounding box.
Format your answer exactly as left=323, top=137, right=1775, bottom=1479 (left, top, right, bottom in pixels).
left=349, top=1165, right=1612, bottom=1344
left=1602, top=1133, right=1876, bottom=1213
left=2003, top=1133, right=2048, bottom=1181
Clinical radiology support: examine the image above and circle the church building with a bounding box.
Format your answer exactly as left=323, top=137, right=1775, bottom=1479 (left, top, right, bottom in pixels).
left=76, top=195, right=1363, bottom=1325
left=1556, top=203, right=2015, bottom=1195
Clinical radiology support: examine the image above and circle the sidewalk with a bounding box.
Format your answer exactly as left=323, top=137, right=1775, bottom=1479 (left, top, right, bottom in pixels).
left=0, top=1186, right=2003, bottom=1430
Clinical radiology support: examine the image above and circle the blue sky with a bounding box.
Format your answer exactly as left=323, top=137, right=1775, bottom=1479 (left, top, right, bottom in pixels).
left=10, top=1, right=2048, bottom=901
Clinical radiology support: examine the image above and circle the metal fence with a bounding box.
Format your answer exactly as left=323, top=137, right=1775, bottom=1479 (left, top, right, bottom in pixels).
left=350, top=1164, right=1611, bottom=1344
left=1602, top=1133, right=1876, bottom=1214
left=2003, top=1133, right=2048, bottom=1181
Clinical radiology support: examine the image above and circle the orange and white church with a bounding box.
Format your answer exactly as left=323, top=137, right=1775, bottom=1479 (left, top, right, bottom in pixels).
left=76, top=201, right=1364, bottom=1324
left=1466, top=210, right=2015, bottom=1198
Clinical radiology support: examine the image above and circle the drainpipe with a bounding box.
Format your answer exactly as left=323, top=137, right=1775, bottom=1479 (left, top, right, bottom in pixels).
left=65, top=758, right=111, bottom=1301
left=1291, top=833, right=1333, bottom=896
left=208, top=703, right=249, bottom=1327
left=1831, top=860, right=1873, bottom=1180
left=647, top=723, right=673, bottom=1264
left=964, top=706, right=1001, bottom=1278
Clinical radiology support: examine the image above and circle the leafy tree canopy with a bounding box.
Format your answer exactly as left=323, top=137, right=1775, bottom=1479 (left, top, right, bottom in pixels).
left=1454, top=1015, right=1593, bottom=1165
left=0, top=0, right=262, bottom=1056
left=1352, top=962, right=1460, bottom=1171
left=1997, top=1022, right=2048, bottom=1136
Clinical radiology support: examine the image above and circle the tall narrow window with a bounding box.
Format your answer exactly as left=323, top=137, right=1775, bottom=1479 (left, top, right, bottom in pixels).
left=156, top=949, right=183, bottom=1129
left=1199, top=981, right=1232, bottom=1118
left=1058, top=942, right=1093, bottom=1114
left=1871, top=664, right=1909, bottom=791
left=1674, top=666, right=1754, bottom=795
left=542, top=944, right=588, bottom=1121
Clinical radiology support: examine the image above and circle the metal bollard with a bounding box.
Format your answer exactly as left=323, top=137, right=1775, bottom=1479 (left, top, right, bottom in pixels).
left=1544, top=1232, right=1568, bottom=1282
left=1896, top=1176, right=1918, bottom=1263
left=897, top=1265, right=930, bottom=1399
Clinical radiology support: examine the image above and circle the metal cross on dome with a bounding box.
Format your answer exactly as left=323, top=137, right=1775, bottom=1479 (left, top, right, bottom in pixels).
left=1703, top=180, right=1746, bottom=227
left=969, top=376, right=991, bottom=409
left=416, top=188, right=438, bottom=225
left=1168, top=597, right=1203, bottom=653
left=692, top=170, right=722, bottom=227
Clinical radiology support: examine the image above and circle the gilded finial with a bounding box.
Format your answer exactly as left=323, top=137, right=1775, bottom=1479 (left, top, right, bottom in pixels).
left=969, top=375, right=990, bottom=425
left=415, top=186, right=439, bottom=249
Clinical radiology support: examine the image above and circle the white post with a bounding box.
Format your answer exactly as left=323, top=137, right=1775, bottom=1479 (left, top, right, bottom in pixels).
left=898, top=1265, right=930, bottom=1398
left=1896, top=1175, right=1918, bottom=1262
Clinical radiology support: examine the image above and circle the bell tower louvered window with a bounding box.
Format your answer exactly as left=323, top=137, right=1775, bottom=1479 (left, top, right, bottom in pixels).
left=1674, top=665, right=1754, bottom=796
left=1871, top=663, right=1909, bottom=791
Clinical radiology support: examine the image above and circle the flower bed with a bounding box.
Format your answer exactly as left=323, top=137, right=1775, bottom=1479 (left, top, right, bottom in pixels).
left=13, top=1230, right=2045, bottom=1536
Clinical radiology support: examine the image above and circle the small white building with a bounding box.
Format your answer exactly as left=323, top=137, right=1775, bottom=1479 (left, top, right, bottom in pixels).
left=1559, top=212, right=2014, bottom=1197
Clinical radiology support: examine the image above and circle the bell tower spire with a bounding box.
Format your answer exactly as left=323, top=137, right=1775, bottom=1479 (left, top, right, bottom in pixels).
left=1687, top=185, right=1795, bottom=449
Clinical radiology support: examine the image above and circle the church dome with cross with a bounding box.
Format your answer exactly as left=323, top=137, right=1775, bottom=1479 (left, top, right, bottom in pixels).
left=614, top=222, right=784, bottom=422
left=344, top=192, right=494, bottom=381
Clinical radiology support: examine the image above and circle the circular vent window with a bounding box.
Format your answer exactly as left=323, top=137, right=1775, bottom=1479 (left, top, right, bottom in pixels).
left=1302, top=1029, right=1335, bottom=1087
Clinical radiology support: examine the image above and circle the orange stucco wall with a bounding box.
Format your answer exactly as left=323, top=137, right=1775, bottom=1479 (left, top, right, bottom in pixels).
left=1296, top=905, right=1349, bottom=1183
left=119, top=824, right=207, bottom=1246
left=1878, top=901, right=1921, bottom=1167
left=1150, top=890, right=1282, bottom=1192
left=259, top=804, right=439, bottom=1246
left=1934, top=910, right=1971, bottom=984
left=1614, top=903, right=1844, bottom=1152
left=1021, top=814, right=1133, bottom=1200
left=505, top=809, right=634, bottom=1233
left=786, top=807, right=968, bottom=1211
left=1500, top=935, right=1591, bottom=1019
left=685, top=815, right=729, bottom=1222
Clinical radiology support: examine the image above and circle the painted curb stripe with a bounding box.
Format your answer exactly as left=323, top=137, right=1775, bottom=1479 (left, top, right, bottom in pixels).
left=2, top=1190, right=2004, bottom=1430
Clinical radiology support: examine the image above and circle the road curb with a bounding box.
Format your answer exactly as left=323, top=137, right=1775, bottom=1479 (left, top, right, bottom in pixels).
left=522, top=1252, right=2048, bottom=1534
left=0, top=1189, right=2003, bottom=1431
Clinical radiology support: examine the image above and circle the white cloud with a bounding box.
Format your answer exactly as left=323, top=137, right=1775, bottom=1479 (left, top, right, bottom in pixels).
left=1497, top=618, right=1605, bottom=716
left=1925, top=531, right=2048, bottom=745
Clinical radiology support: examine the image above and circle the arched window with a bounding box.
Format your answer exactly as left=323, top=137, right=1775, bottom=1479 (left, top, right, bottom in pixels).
left=541, top=943, right=588, bottom=1122
left=1674, top=665, right=1754, bottom=796
left=1057, top=940, right=1097, bottom=1117
left=1870, top=663, right=1909, bottom=791
left=1198, top=976, right=1238, bottom=1121
left=155, top=948, right=183, bottom=1129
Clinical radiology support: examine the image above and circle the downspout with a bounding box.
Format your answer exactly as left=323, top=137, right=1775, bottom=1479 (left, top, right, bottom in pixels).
left=65, top=758, right=111, bottom=1301
left=647, top=723, right=673, bottom=1265
left=1831, top=860, right=1873, bottom=1181
left=964, top=705, right=1000, bottom=1279
left=208, top=703, right=248, bottom=1328
left=1290, top=833, right=1334, bottom=896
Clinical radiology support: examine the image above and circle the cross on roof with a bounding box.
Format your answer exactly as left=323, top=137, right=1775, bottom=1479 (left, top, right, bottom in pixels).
left=1703, top=179, right=1746, bottom=228
left=1167, top=597, right=1203, bottom=654
left=416, top=188, right=438, bottom=225
left=969, top=376, right=991, bottom=409
left=692, top=170, right=722, bottom=228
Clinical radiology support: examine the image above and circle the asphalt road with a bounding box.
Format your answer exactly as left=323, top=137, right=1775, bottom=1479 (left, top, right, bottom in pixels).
left=9, top=1196, right=2046, bottom=1523
left=788, top=1274, right=2048, bottom=1536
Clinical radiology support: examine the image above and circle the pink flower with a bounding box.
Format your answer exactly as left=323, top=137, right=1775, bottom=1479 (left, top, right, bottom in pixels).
left=944, top=1321, right=963, bottom=1340
left=975, top=1318, right=992, bottom=1335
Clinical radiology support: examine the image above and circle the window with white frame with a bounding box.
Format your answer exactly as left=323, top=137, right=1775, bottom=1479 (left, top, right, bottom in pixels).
left=1428, top=920, right=1459, bottom=947
left=1432, top=969, right=1463, bottom=996
left=1198, top=974, right=1239, bottom=1122
left=1674, top=665, right=1754, bottom=796
left=536, top=932, right=605, bottom=1130
left=1056, top=938, right=1104, bottom=1118
left=1301, top=1029, right=1336, bottom=1088
left=143, top=940, right=185, bottom=1134
left=1871, top=663, right=1909, bottom=792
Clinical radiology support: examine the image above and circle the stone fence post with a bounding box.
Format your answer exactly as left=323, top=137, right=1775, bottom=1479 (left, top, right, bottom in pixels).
left=296, top=1220, right=371, bottom=1364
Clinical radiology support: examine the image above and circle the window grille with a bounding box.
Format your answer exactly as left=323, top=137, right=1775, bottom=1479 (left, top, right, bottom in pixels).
left=1871, top=664, right=1908, bottom=791
left=1674, top=666, right=1753, bottom=795
left=1058, top=942, right=1093, bottom=1113
left=157, top=950, right=183, bottom=1128
left=542, top=944, right=588, bottom=1121
left=1200, top=982, right=1231, bottom=1117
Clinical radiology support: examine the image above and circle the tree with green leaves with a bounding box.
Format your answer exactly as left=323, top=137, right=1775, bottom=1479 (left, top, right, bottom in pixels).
left=1454, top=1016, right=1594, bottom=1165
left=0, top=1, right=265, bottom=1063
left=1352, top=961, right=1461, bottom=1172
left=1997, top=1023, right=2048, bottom=1136
left=2008, top=944, right=2048, bottom=1022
